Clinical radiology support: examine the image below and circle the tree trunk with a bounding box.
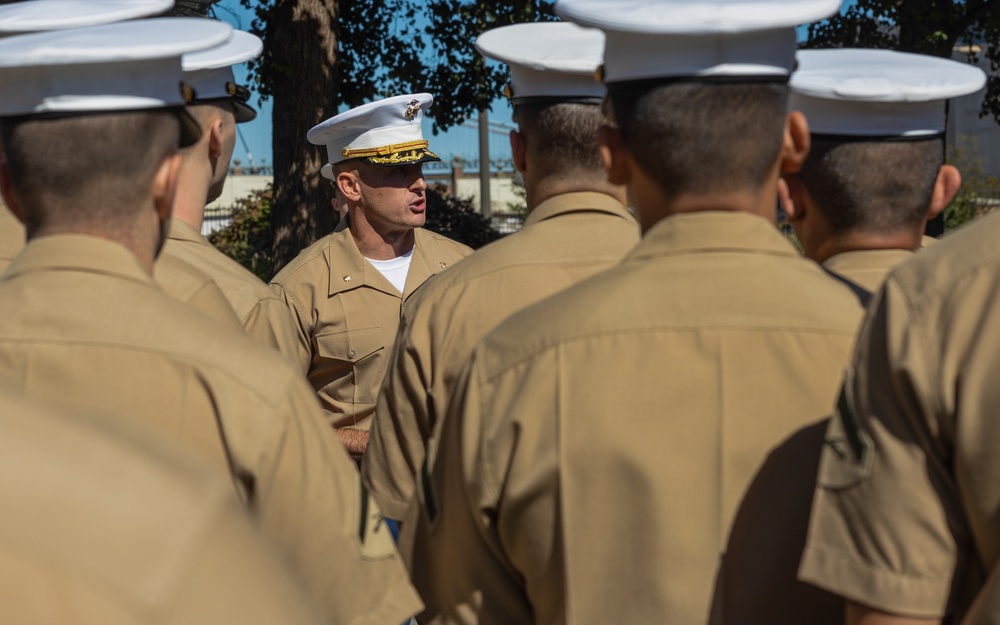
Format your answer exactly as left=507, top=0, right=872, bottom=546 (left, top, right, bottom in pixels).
left=268, top=0, right=340, bottom=272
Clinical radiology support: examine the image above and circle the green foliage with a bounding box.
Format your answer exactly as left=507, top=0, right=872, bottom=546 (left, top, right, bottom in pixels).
left=425, top=185, right=503, bottom=249
left=208, top=185, right=277, bottom=281
left=804, top=0, right=1000, bottom=124
left=236, top=0, right=556, bottom=133
left=945, top=135, right=1000, bottom=230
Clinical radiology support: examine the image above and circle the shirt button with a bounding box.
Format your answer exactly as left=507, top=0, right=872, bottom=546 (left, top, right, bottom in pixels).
left=349, top=350, right=357, bottom=359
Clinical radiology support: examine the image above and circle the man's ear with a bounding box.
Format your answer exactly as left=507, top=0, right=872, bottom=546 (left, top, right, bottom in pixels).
left=509, top=129, right=527, bottom=173
left=927, top=164, right=961, bottom=220
left=152, top=152, right=183, bottom=222
left=778, top=175, right=807, bottom=222
left=780, top=111, right=811, bottom=175
left=207, top=115, right=225, bottom=159
left=598, top=124, right=631, bottom=186
left=336, top=169, right=362, bottom=203
left=0, top=160, right=24, bottom=223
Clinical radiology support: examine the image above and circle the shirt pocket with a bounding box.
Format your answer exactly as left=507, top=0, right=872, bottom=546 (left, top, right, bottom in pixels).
left=315, top=326, right=385, bottom=405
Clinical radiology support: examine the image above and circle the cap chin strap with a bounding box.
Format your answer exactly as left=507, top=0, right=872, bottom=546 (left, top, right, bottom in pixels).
left=511, top=95, right=604, bottom=106
left=606, top=73, right=790, bottom=93
left=809, top=132, right=945, bottom=143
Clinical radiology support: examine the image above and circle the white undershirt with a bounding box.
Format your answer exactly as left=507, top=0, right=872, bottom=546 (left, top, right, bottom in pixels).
left=365, top=248, right=413, bottom=294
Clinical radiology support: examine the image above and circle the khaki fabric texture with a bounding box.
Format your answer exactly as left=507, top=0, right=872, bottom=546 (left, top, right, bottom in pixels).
left=270, top=223, right=472, bottom=430
left=158, top=219, right=300, bottom=362
left=0, top=389, right=324, bottom=625
left=0, top=235, right=422, bottom=625
left=822, top=249, right=915, bottom=296
left=405, top=211, right=862, bottom=625
left=152, top=250, right=242, bottom=327
left=800, top=211, right=1000, bottom=621
left=363, top=192, right=639, bottom=519
left=0, top=201, right=24, bottom=274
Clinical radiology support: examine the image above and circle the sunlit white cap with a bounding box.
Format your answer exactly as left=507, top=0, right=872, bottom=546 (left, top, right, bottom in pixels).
left=476, top=22, right=605, bottom=104
left=183, top=29, right=263, bottom=123
left=0, top=0, right=173, bottom=35
left=555, top=0, right=840, bottom=84
left=309, top=93, right=440, bottom=180
left=791, top=49, right=987, bottom=137
left=0, top=18, right=232, bottom=146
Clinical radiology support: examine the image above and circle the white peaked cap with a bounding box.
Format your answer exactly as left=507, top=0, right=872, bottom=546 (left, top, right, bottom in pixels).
left=475, top=22, right=605, bottom=103
left=183, top=29, right=263, bottom=123
left=555, top=0, right=841, bottom=84
left=0, top=18, right=231, bottom=117
left=0, top=0, right=173, bottom=35
left=791, top=49, right=988, bottom=137
left=309, top=93, right=440, bottom=180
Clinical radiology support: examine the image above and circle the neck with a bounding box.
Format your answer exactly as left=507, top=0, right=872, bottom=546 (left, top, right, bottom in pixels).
left=171, top=158, right=211, bottom=232
left=348, top=210, right=415, bottom=260
left=807, top=230, right=923, bottom=264
left=526, top=174, right=628, bottom=212
left=29, top=225, right=157, bottom=274
left=630, top=160, right=780, bottom=233
left=639, top=188, right=777, bottom=233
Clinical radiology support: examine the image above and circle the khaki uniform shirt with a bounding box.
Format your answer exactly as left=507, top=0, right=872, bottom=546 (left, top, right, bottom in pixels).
left=0, top=235, right=422, bottom=625
left=800, top=210, right=1000, bottom=621
left=405, top=211, right=862, bottom=625
left=822, top=249, right=915, bottom=296
left=270, top=224, right=472, bottom=430
left=153, top=250, right=242, bottom=327
left=0, top=201, right=24, bottom=274
left=157, top=219, right=299, bottom=361
left=364, top=192, right=639, bottom=519
left=0, top=389, right=324, bottom=625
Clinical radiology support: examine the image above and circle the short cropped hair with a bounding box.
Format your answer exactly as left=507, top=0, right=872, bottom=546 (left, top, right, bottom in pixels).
left=514, top=102, right=605, bottom=180
left=798, top=137, right=942, bottom=235
left=185, top=100, right=235, bottom=138
left=0, top=110, right=180, bottom=234
left=608, top=82, right=789, bottom=197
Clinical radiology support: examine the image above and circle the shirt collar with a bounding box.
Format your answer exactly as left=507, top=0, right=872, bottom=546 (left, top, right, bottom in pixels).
left=327, top=226, right=377, bottom=296
left=166, top=219, right=208, bottom=245
left=325, top=227, right=444, bottom=299
left=822, top=249, right=914, bottom=274
left=4, top=234, right=154, bottom=286
left=523, top=191, right=633, bottom=228
left=626, top=211, right=799, bottom=261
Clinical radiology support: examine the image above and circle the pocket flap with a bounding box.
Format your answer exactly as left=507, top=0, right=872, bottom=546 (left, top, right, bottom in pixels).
left=316, top=326, right=384, bottom=362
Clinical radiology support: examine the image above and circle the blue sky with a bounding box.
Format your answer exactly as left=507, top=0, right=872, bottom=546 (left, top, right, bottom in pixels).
left=218, top=0, right=858, bottom=169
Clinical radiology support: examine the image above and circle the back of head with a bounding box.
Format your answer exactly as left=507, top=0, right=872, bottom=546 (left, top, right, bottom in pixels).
left=515, top=101, right=607, bottom=182
left=0, top=16, right=234, bottom=239
left=1, top=110, right=180, bottom=236
left=787, top=48, right=985, bottom=239
left=609, top=81, right=789, bottom=198
left=799, top=136, right=943, bottom=236
left=555, top=0, right=843, bottom=204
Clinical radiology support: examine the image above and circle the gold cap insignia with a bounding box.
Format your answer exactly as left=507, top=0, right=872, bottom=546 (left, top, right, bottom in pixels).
left=225, top=81, right=251, bottom=102
left=180, top=82, right=195, bottom=104
left=503, top=84, right=514, bottom=101
left=404, top=99, right=421, bottom=121
left=594, top=64, right=605, bottom=83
